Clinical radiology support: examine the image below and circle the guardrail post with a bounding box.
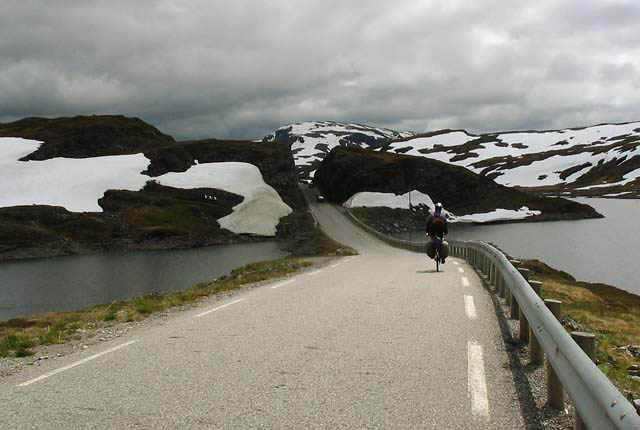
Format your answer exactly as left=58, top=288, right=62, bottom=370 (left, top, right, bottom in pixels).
left=490, top=264, right=496, bottom=288
left=519, top=309, right=529, bottom=342
left=571, top=332, right=596, bottom=430
left=510, top=289, right=520, bottom=320
left=498, top=273, right=506, bottom=298
left=485, top=257, right=490, bottom=278
left=505, top=260, right=520, bottom=310
left=485, top=257, right=490, bottom=277
left=488, top=260, right=496, bottom=288
left=528, top=280, right=544, bottom=365
left=518, top=269, right=531, bottom=342
left=545, top=299, right=564, bottom=409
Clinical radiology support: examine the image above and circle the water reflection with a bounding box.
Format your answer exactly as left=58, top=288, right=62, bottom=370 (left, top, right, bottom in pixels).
left=0, top=242, right=287, bottom=320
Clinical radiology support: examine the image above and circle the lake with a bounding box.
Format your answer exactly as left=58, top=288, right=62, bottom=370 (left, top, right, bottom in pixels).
left=0, top=242, right=287, bottom=321
left=396, top=198, right=640, bottom=296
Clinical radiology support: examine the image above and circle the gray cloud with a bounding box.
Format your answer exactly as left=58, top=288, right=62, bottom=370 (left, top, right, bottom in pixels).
left=1, top=0, right=639, bottom=140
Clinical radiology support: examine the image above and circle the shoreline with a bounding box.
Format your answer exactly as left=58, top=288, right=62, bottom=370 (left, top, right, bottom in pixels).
left=0, top=254, right=347, bottom=377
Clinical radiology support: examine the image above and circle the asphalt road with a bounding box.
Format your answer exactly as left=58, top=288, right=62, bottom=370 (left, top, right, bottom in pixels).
left=0, top=200, right=527, bottom=429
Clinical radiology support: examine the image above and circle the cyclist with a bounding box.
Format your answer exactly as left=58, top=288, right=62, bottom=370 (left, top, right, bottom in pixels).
left=426, top=202, right=448, bottom=263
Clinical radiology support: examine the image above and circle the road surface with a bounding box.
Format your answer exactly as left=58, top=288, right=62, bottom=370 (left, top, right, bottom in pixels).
left=0, top=200, right=528, bottom=429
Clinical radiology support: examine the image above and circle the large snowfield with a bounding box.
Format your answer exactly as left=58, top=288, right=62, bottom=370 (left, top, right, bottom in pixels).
left=344, top=190, right=541, bottom=223
left=0, top=138, right=291, bottom=236
left=277, top=120, right=640, bottom=190
left=388, top=122, right=640, bottom=188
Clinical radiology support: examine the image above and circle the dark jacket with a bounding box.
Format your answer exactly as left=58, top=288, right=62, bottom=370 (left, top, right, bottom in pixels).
left=426, top=210, right=448, bottom=237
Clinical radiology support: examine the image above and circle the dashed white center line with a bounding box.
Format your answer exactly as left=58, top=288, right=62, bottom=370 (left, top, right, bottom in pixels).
left=467, top=341, right=490, bottom=418
left=18, top=340, right=138, bottom=387
left=195, top=298, right=245, bottom=318
left=330, top=263, right=341, bottom=268
left=270, top=280, right=295, bottom=289
left=464, top=295, right=477, bottom=320
left=453, top=261, right=460, bottom=266
left=309, top=270, right=323, bottom=276
left=461, top=277, right=470, bottom=287
left=458, top=267, right=464, bottom=273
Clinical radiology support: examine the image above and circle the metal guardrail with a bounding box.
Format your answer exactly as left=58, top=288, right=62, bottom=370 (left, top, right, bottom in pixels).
left=346, top=210, right=640, bottom=429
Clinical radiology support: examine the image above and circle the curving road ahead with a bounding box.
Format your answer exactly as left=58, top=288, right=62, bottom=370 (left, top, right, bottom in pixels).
left=0, top=199, right=529, bottom=429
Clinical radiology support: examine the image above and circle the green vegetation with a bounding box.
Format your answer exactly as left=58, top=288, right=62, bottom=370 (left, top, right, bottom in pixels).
left=522, top=259, right=640, bottom=397
left=0, top=258, right=312, bottom=358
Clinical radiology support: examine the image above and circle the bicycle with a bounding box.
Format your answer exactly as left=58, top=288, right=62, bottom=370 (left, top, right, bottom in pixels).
left=427, top=235, right=445, bottom=272
left=433, top=236, right=443, bottom=272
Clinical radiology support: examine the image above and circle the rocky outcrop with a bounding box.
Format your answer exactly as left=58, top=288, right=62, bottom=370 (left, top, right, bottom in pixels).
left=314, top=146, right=601, bottom=221
left=0, top=117, right=311, bottom=261
left=0, top=115, right=175, bottom=160
left=144, top=139, right=303, bottom=210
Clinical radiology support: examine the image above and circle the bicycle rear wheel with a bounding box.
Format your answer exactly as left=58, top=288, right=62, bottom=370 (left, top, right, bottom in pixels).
left=435, top=251, right=440, bottom=272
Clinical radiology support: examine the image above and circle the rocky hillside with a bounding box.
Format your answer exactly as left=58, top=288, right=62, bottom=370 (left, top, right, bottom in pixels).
left=0, top=115, right=175, bottom=160
left=267, top=120, right=640, bottom=198
left=314, top=146, right=601, bottom=223
left=0, top=116, right=324, bottom=261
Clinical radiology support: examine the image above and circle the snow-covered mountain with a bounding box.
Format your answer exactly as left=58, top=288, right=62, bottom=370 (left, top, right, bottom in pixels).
left=266, top=120, right=640, bottom=197
left=387, top=122, right=640, bottom=197
left=264, top=121, right=414, bottom=179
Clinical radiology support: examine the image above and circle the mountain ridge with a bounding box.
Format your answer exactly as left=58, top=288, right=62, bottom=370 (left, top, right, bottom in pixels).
left=267, top=120, right=640, bottom=198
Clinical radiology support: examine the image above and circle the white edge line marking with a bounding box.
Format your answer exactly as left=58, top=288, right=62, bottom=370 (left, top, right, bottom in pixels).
left=458, top=267, right=464, bottom=273
left=468, top=341, right=490, bottom=418
left=330, top=263, right=341, bottom=268
left=18, top=340, right=138, bottom=387
left=271, top=280, right=294, bottom=289
left=309, top=270, right=323, bottom=276
left=464, top=295, right=478, bottom=320
left=195, top=298, right=245, bottom=318
left=461, top=276, right=470, bottom=287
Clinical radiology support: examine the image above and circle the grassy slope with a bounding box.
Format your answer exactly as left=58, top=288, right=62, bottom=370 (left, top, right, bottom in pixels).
left=522, top=259, right=640, bottom=397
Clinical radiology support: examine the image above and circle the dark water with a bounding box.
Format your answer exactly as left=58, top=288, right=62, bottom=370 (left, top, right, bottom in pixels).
left=395, top=198, right=640, bottom=296
left=0, top=242, right=287, bottom=320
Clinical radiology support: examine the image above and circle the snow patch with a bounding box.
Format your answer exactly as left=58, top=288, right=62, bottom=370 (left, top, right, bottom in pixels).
left=156, top=162, right=292, bottom=236
left=1, top=138, right=292, bottom=236
left=0, top=137, right=150, bottom=212
left=344, top=190, right=434, bottom=209
left=450, top=207, right=541, bottom=223
left=343, top=188, right=542, bottom=223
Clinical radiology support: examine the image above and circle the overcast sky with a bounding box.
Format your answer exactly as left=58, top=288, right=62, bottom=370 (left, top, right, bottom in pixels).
left=1, top=0, right=639, bottom=140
